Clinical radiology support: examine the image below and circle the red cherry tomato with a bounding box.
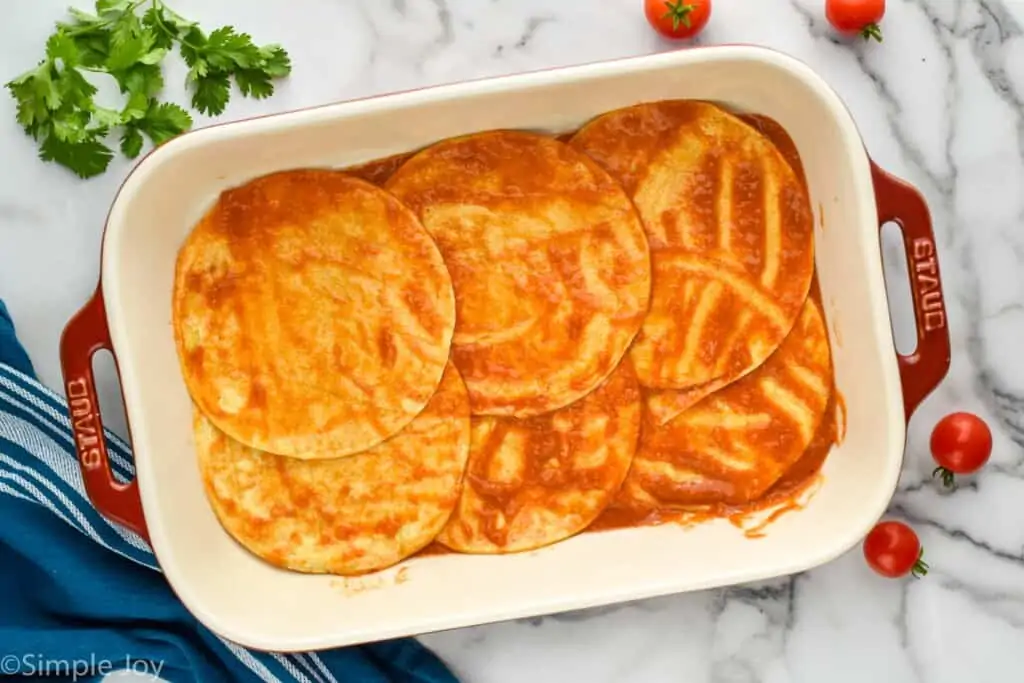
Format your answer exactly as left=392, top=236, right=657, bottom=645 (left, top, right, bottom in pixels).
left=863, top=521, right=928, bottom=578
left=826, top=0, right=885, bottom=42
left=930, top=411, right=992, bottom=489
left=644, top=0, right=712, bottom=40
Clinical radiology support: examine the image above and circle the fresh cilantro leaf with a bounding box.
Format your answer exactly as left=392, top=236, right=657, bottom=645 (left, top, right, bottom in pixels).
left=51, top=110, right=91, bottom=143
left=235, top=68, right=273, bottom=99
left=259, top=45, right=291, bottom=77
left=96, top=0, right=134, bottom=19
left=33, top=66, right=62, bottom=111
left=66, top=7, right=102, bottom=25
left=6, top=68, right=35, bottom=88
left=8, top=85, right=46, bottom=135
left=58, top=4, right=110, bottom=64
left=120, top=125, right=143, bottom=158
left=46, top=32, right=80, bottom=66
left=178, top=26, right=206, bottom=67
left=191, top=71, right=230, bottom=116
left=203, top=27, right=261, bottom=69
left=9, top=64, right=64, bottom=126
left=40, top=133, right=113, bottom=178
left=186, top=60, right=208, bottom=83
left=6, top=63, right=57, bottom=135
left=161, top=6, right=195, bottom=32
left=106, top=32, right=154, bottom=72
left=9, top=1, right=291, bottom=178
left=53, top=67, right=96, bottom=111
left=93, top=106, right=123, bottom=129
left=143, top=6, right=176, bottom=48
left=9, top=83, right=46, bottom=135
left=120, top=88, right=148, bottom=121
left=72, top=34, right=110, bottom=68
left=138, top=101, right=191, bottom=144
left=115, top=63, right=164, bottom=98
left=137, top=47, right=167, bottom=65
left=108, top=9, right=144, bottom=48
left=143, top=5, right=195, bottom=47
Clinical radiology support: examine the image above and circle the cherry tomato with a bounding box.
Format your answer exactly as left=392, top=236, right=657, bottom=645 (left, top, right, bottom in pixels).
left=825, top=0, right=885, bottom=42
left=863, top=521, right=928, bottom=578
left=644, top=0, right=712, bottom=40
left=930, top=411, right=992, bottom=489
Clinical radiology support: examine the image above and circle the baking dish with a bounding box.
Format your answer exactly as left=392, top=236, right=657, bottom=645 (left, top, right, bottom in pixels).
left=59, top=45, right=950, bottom=651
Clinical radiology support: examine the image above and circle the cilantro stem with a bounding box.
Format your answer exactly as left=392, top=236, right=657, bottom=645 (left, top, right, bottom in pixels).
left=146, top=2, right=175, bottom=40
left=148, top=0, right=203, bottom=51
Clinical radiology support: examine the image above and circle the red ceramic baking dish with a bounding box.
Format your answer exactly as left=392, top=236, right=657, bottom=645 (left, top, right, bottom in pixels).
left=59, top=46, right=950, bottom=651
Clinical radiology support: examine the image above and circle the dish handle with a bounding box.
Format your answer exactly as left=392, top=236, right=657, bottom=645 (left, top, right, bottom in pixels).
left=871, top=162, right=952, bottom=421
left=59, top=286, right=149, bottom=542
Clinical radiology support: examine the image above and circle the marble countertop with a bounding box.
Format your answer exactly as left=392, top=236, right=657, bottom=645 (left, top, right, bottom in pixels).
left=3, top=0, right=1024, bottom=681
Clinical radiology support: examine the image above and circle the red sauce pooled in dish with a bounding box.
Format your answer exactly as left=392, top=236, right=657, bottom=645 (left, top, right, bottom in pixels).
left=346, top=152, right=415, bottom=185
left=590, top=377, right=842, bottom=536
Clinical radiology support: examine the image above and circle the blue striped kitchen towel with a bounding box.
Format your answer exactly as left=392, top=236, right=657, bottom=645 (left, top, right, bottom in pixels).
left=0, top=300, right=458, bottom=683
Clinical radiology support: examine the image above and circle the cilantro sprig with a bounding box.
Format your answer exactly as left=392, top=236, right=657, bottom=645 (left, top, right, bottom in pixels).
left=6, top=0, right=292, bottom=178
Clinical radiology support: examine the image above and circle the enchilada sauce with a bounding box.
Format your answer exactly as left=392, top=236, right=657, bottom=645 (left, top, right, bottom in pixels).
left=343, top=114, right=803, bottom=193
left=738, top=113, right=807, bottom=191
left=344, top=111, right=841, bottom=550
left=590, top=271, right=843, bottom=537
left=589, top=386, right=841, bottom=535
left=345, top=151, right=414, bottom=185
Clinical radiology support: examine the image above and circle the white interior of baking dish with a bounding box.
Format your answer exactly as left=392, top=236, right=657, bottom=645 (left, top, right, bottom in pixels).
left=101, top=46, right=905, bottom=651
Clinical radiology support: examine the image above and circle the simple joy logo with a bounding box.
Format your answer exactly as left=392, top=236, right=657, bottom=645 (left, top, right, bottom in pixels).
left=1, top=654, right=164, bottom=680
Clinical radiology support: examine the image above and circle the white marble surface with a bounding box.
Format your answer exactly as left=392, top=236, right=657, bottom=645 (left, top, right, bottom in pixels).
left=3, top=0, right=1024, bottom=681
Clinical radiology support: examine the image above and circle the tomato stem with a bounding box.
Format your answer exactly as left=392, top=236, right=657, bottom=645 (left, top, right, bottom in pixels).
left=911, top=548, right=929, bottom=579
left=860, top=23, right=883, bottom=42
left=662, top=0, right=695, bottom=31
left=932, top=466, right=957, bottom=490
